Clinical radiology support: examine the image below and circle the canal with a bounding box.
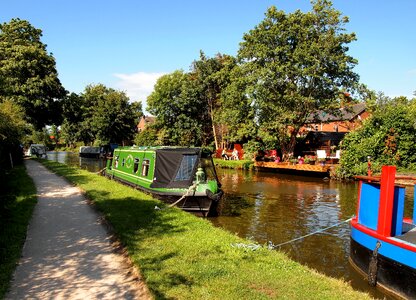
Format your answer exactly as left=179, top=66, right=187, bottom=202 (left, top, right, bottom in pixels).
left=47, top=151, right=410, bottom=299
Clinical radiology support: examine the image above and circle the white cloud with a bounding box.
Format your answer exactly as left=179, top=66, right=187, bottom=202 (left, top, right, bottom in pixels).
left=113, top=71, right=166, bottom=112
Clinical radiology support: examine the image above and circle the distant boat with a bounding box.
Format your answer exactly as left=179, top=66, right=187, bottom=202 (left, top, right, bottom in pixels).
left=26, top=144, right=47, bottom=157
left=350, top=166, right=416, bottom=299
left=105, top=146, right=223, bottom=216
left=79, top=146, right=103, bottom=158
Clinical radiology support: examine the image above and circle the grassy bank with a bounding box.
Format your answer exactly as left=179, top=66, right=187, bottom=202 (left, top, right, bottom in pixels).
left=38, top=159, right=370, bottom=299
left=213, top=158, right=254, bottom=170
left=0, top=164, right=37, bottom=298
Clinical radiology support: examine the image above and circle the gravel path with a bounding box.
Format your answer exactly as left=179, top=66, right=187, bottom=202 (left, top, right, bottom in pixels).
left=6, top=160, right=149, bottom=299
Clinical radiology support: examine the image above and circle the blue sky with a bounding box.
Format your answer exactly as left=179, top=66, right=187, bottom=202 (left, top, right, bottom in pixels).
left=2, top=0, right=416, bottom=111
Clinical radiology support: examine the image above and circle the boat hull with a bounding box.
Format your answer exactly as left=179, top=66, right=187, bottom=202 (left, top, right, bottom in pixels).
left=350, top=229, right=416, bottom=299
left=106, top=171, right=222, bottom=217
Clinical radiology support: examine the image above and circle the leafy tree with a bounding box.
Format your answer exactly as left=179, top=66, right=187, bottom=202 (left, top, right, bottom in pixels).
left=83, top=84, right=141, bottom=145
left=339, top=96, right=416, bottom=177
left=134, top=127, right=158, bottom=146
left=0, top=100, right=26, bottom=168
left=147, top=71, right=202, bottom=146
left=60, top=93, right=85, bottom=147
left=0, top=18, right=66, bottom=129
left=221, top=64, right=258, bottom=146
left=189, top=52, right=237, bottom=148
left=237, top=0, right=358, bottom=160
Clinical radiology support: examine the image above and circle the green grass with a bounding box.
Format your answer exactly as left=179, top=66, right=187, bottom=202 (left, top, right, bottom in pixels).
left=0, top=164, right=37, bottom=298
left=213, top=158, right=254, bottom=170
left=39, top=159, right=371, bottom=299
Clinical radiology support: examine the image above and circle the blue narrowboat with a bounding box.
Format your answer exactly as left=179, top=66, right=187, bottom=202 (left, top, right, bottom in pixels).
left=350, top=166, right=416, bottom=299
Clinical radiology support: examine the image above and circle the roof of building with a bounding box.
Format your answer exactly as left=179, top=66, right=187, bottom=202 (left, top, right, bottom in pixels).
left=306, top=102, right=366, bottom=123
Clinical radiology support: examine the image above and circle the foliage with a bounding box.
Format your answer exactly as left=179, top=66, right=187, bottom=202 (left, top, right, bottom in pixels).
left=147, top=70, right=202, bottom=146
left=40, top=160, right=370, bottom=299
left=221, top=64, right=257, bottom=144
left=0, top=100, right=26, bottom=168
left=213, top=158, right=254, bottom=170
left=0, top=164, right=37, bottom=298
left=88, top=86, right=141, bottom=144
left=60, top=84, right=143, bottom=146
left=189, top=52, right=237, bottom=148
left=236, top=0, right=359, bottom=160
left=60, top=93, right=85, bottom=147
left=134, top=128, right=158, bottom=146
left=147, top=53, right=236, bottom=147
left=242, top=139, right=264, bottom=160
left=0, top=18, right=66, bottom=129
left=338, top=96, right=416, bottom=177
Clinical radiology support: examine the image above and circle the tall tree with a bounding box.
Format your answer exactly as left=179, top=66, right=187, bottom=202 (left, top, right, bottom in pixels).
left=147, top=71, right=202, bottom=146
left=237, top=0, right=359, bottom=159
left=0, top=19, right=66, bottom=129
left=60, top=93, right=85, bottom=147
left=83, top=84, right=141, bottom=145
left=189, top=52, right=236, bottom=148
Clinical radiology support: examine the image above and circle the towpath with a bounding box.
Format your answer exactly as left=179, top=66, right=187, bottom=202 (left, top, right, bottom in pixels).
left=6, top=159, right=149, bottom=299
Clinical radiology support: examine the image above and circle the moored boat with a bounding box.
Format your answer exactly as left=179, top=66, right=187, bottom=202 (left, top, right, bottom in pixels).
left=350, top=166, right=416, bottom=299
left=26, top=144, right=47, bottom=157
left=105, top=146, right=223, bottom=216
left=79, top=146, right=103, bottom=158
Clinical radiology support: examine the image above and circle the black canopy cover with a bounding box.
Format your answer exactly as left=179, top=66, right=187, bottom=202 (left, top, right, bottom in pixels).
left=150, top=148, right=201, bottom=189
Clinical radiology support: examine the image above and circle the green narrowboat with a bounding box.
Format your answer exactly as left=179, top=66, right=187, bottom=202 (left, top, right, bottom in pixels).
left=105, top=146, right=223, bottom=216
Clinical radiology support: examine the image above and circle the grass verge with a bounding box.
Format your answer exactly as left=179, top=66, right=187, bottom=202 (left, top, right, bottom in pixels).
left=0, top=163, right=37, bottom=298
left=213, top=158, right=254, bottom=170
left=39, top=159, right=370, bottom=299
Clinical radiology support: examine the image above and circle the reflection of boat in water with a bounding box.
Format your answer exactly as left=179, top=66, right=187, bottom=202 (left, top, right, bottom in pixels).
left=26, top=144, right=47, bottom=157
left=105, top=146, right=223, bottom=216
left=350, top=166, right=416, bottom=299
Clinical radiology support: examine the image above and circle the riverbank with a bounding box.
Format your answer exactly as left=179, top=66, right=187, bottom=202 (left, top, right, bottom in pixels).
left=34, top=158, right=370, bottom=299
left=213, top=158, right=254, bottom=170
left=0, top=164, right=37, bottom=298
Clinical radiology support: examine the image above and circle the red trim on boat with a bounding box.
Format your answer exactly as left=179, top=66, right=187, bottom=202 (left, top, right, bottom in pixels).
left=351, top=218, right=416, bottom=252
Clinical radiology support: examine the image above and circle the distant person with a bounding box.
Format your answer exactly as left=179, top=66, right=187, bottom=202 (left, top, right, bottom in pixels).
left=232, top=149, right=239, bottom=160
left=221, top=149, right=229, bottom=160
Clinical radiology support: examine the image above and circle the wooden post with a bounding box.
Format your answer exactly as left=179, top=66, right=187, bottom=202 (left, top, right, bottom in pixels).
left=377, top=165, right=396, bottom=236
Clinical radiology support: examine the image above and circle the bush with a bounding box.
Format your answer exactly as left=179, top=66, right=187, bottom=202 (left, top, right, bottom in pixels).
left=338, top=97, right=416, bottom=177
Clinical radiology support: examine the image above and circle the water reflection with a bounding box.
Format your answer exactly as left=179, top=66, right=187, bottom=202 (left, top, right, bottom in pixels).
left=46, top=151, right=106, bottom=172
left=212, top=169, right=399, bottom=299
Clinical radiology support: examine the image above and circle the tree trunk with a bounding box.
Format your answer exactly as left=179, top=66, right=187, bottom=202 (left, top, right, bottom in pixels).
left=281, top=128, right=299, bottom=161
left=209, top=101, right=219, bottom=150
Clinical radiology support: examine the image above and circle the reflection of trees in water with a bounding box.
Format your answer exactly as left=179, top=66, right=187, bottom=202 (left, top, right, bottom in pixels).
left=45, top=151, right=106, bottom=172
left=212, top=168, right=364, bottom=282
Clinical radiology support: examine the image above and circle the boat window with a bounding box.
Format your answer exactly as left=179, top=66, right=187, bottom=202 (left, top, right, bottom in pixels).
left=174, top=154, right=198, bottom=181
left=133, top=158, right=140, bottom=173
left=142, top=159, right=150, bottom=177
left=122, top=158, right=125, bottom=167
left=114, top=155, right=119, bottom=168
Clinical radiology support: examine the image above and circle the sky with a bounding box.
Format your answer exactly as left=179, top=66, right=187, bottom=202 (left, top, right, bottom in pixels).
left=1, top=0, right=416, bottom=112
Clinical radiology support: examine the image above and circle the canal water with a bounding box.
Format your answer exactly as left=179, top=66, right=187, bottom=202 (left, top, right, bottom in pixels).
left=46, top=151, right=412, bottom=299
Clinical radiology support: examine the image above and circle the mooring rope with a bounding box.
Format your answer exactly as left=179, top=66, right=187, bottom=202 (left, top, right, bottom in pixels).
left=167, top=183, right=198, bottom=208
left=268, top=216, right=354, bottom=249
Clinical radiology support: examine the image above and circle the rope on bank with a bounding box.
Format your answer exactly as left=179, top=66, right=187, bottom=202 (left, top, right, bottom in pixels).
left=268, top=216, right=354, bottom=249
